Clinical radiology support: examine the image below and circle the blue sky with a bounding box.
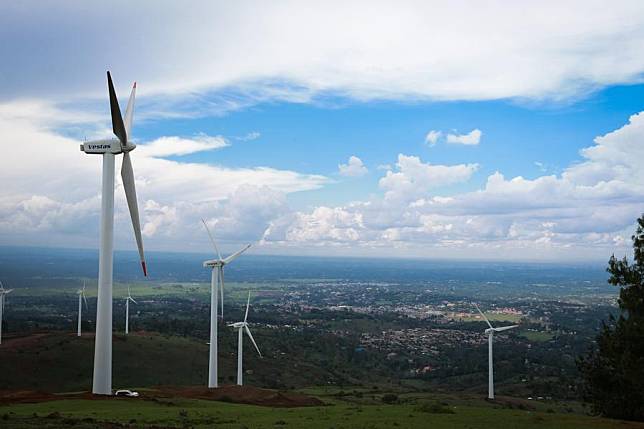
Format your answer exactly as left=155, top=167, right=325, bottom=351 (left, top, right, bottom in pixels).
left=1, top=1, right=644, bottom=261
left=134, top=83, right=644, bottom=209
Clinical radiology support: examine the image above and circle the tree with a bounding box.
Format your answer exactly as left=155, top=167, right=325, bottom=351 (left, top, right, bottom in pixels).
left=578, top=215, right=644, bottom=421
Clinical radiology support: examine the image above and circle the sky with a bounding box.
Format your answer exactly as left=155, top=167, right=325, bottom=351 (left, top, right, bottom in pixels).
left=1, top=1, right=644, bottom=262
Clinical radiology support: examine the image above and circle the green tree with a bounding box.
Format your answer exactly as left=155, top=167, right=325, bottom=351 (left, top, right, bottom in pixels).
left=578, top=215, right=644, bottom=421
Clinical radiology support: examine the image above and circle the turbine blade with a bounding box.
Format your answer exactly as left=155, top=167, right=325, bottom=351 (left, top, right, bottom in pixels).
left=244, top=291, right=251, bottom=323
left=473, top=303, right=493, bottom=329
left=129, top=297, right=137, bottom=304
left=121, top=151, right=147, bottom=276
left=494, top=325, right=519, bottom=332
left=128, top=285, right=131, bottom=298
left=107, top=71, right=127, bottom=147
left=245, top=325, right=261, bottom=357
left=201, top=219, right=222, bottom=260
left=223, top=244, right=251, bottom=265
left=123, top=82, right=136, bottom=138
left=83, top=293, right=89, bottom=309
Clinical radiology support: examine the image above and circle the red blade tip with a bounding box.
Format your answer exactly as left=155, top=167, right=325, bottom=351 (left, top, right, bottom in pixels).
left=141, top=261, right=147, bottom=277
left=133, top=82, right=137, bottom=89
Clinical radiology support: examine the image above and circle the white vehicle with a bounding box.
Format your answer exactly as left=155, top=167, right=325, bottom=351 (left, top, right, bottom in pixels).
left=115, top=389, right=139, bottom=397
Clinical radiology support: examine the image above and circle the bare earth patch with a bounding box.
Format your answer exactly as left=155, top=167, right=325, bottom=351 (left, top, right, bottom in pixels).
left=151, top=385, right=325, bottom=407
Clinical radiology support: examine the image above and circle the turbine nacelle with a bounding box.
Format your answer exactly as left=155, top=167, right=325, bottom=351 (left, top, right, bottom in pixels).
left=203, top=259, right=225, bottom=268
left=474, top=303, right=520, bottom=334
left=0, top=281, right=14, bottom=296
left=229, top=321, right=247, bottom=329
left=81, top=139, right=136, bottom=154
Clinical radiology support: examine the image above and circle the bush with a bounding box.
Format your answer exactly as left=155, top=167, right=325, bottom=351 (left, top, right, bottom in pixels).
left=414, top=401, right=455, bottom=414
left=381, top=393, right=399, bottom=404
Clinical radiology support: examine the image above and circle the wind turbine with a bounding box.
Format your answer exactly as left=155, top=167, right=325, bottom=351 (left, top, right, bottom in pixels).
left=81, top=72, right=147, bottom=395
left=0, top=281, right=14, bottom=345
left=125, top=286, right=137, bottom=335
left=77, top=281, right=89, bottom=337
left=228, top=291, right=262, bottom=386
left=473, top=303, right=519, bottom=400
left=201, top=219, right=251, bottom=388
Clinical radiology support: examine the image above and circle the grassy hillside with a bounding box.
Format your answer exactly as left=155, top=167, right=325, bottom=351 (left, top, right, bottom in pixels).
left=1, top=333, right=641, bottom=428
left=0, top=331, right=365, bottom=392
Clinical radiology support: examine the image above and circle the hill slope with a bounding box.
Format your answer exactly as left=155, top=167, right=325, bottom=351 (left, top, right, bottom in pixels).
left=0, top=331, right=362, bottom=392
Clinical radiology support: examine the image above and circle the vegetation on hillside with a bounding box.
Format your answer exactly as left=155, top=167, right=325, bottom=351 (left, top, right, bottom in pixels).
left=578, top=214, right=644, bottom=421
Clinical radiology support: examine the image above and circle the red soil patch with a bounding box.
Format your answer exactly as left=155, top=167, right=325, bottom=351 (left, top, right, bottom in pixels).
left=0, top=333, right=51, bottom=351
left=152, top=385, right=324, bottom=408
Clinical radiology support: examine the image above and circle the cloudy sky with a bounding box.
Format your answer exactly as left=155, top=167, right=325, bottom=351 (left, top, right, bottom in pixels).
left=1, top=1, right=644, bottom=261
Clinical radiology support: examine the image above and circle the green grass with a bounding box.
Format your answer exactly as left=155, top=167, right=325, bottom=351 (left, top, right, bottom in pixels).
left=459, top=312, right=523, bottom=323
left=0, top=333, right=212, bottom=391
left=519, top=330, right=555, bottom=342
left=2, top=395, right=643, bottom=429
left=11, top=279, right=283, bottom=305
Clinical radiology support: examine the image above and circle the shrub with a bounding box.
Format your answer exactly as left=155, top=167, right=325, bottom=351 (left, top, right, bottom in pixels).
left=381, top=393, right=399, bottom=404
left=414, top=401, right=455, bottom=414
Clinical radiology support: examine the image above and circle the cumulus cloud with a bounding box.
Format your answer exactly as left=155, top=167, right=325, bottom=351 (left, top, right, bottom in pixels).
left=338, top=156, right=368, bottom=177
left=379, top=154, right=479, bottom=201
left=262, top=113, right=644, bottom=260
left=446, top=129, right=482, bottom=145
left=425, top=130, right=442, bottom=146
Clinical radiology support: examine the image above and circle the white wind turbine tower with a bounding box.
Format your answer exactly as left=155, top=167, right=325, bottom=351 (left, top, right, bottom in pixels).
left=201, top=219, right=251, bottom=388
left=0, top=281, right=14, bottom=345
left=125, top=286, right=137, bottom=335
left=81, top=72, right=147, bottom=395
left=229, top=291, right=262, bottom=386
left=77, top=281, right=89, bottom=337
left=474, top=303, right=519, bottom=400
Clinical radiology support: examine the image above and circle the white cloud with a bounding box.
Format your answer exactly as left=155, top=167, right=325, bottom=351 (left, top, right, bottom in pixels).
left=534, top=161, right=547, bottom=172
left=379, top=154, right=479, bottom=201
left=2, top=2, right=644, bottom=108
left=237, top=131, right=261, bottom=142
left=338, top=156, right=368, bottom=177
left=136, top=134, right=228, bottom=157
left=446, top=129, right=482, bottom=145
left=264, top=206, right=363, bottom=244
left=425, top=130, right=442, bottom=146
